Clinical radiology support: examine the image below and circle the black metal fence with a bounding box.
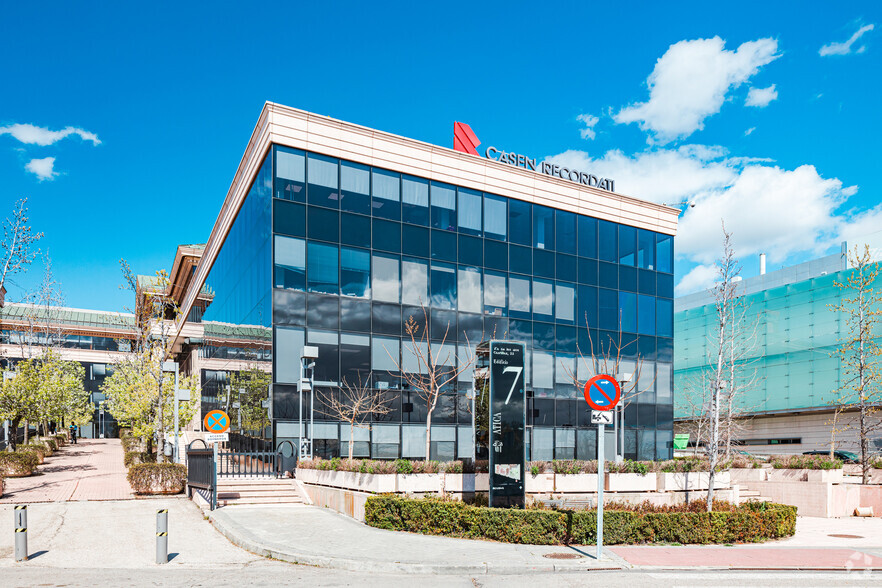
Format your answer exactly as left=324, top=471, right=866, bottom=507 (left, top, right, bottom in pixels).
left=216, top=448, right=277, bottom=477
left=186, top=446, right=216, bottom=509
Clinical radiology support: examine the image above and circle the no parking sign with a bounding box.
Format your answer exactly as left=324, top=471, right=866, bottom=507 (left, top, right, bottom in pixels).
left=583, top=375, right=621, bottom=411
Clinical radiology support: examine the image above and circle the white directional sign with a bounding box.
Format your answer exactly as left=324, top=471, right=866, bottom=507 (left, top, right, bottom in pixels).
left=591, top=410, right=614, bottom=425
left=205, top=433, right=229, bottom=443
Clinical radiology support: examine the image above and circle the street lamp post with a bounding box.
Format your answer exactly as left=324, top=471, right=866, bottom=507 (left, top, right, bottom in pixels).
left=3, top=371, right=14, bottom=449
left=299, top=346, right=319, bottom=461
left=162, top=361, right=190, bottom=463
left=615, top=372, right=633, bottom=462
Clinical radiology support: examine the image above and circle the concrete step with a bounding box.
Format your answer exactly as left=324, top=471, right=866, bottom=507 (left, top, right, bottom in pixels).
left=218, top=489, right=302, bottom=498
left=217, top=496, right=305, bottom=506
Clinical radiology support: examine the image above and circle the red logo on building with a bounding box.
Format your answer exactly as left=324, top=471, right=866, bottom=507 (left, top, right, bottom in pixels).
left=453, top=122, right=480, bottom=156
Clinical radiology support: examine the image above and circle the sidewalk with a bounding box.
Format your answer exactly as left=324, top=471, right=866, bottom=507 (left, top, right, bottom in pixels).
left=1, top=439, right=132, bottom=503
left=208, top=505, right=624, bottom=574
left=208, top=505, right=882, bottom=574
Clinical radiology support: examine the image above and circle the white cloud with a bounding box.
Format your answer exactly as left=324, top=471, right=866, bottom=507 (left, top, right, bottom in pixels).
left=0, top=123, right=101, bottom=146
left=675, top=264, right=718, bottom=296
left=614, top=37, right=780, bottom=143
left=25, top=157, right=58, bottom=181
left=744, top=127, right=756, bottom=136
left=745, top=85, right=778, bottom=107
left=820, top=24, right=875, bottom=56
left=576, top=113, right=599, bottom=140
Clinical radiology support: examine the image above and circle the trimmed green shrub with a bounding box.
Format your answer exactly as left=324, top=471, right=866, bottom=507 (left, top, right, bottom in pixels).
left=771, top=455, right=842, bottom=470
left=53, top=434, right=66, bottom=447
left=0, top=451, right=39, bottom=477
left=299, top=457, right=459, bottom=475
left=45, top=438, right=58, bottom=452
left=127, top=463, right=187, bottom=494
left=364, top=496, right=797, bottom=545
left=124, top=451, right=157, bottom=468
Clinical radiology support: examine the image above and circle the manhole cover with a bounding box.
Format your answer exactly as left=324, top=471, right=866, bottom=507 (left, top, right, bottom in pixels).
left=543, top=553, right=583, bottom=560
left=829, top=534, right=864, bottom=539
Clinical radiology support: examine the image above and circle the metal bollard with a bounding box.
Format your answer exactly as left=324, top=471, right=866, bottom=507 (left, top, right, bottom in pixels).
left=14, top=505, right=28, bottom=562
left=156, top=509, right=168, bottom=564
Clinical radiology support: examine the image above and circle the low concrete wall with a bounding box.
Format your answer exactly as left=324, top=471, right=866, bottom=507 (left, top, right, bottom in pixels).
left=302, top=483, right=371, bottom=521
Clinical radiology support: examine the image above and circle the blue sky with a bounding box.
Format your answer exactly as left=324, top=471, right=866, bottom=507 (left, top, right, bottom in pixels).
left=1, top=2, right=879, bottom=311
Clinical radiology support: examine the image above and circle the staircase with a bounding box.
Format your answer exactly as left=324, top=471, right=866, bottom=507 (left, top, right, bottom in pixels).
left=215, top=478, right=309, bottom=507
left=737, top=489, right=773, bottom=504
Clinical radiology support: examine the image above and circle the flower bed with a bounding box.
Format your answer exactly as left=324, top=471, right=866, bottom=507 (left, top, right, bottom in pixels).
left=127, top=463, right=187, bottom=495
left=771, top=455, right=842, bottom=470
left=0, top=451, right=39, bottom=477
left=365, top=496, right=796, bottom=545
left=298, top=457, right=465, bottom=474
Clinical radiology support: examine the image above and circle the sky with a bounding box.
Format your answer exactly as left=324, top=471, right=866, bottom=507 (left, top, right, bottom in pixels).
left=1, top=1, right=880, bottom=311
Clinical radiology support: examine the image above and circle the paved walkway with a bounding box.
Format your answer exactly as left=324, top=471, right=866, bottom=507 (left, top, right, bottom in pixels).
left=1, top=439, right=132, bottom=503
left=208, top=505, right=882, bottom=574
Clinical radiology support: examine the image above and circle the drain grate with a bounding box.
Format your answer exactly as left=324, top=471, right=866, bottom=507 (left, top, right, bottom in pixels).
left=829, top=534, right=864, bottom=539
left=543, top=552, right=583, bottom=560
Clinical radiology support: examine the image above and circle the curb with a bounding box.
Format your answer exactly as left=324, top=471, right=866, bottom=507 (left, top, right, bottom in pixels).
left=208, top=509, right=623, bottom=575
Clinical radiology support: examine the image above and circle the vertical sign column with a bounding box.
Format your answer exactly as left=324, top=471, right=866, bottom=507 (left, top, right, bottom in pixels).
left=489, top=341, right=526, bottom=508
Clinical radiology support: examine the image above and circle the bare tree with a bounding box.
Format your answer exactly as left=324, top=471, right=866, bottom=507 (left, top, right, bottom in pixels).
left=829, top=245, right=882, bottom=484
left=316, top=373, right=391, bottom=460
left=388, top=303, right=475, bottom=461
left=1, top=198, right=43, bottom=297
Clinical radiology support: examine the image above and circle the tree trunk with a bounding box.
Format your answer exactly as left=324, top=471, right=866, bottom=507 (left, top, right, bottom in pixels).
left=24, top=419, right=29, bottom=445
left=349, top=423, right=355, bottom=461
left=830, top=409, right=838, bottom=459
left=157, top=376, right=165, bottom=463
left=425, top=406, right=433, bottom=461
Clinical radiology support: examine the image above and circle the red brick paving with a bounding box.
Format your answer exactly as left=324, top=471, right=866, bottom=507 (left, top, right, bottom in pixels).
left=610, top=546, right=882, bottom=570
left=1, top=438, right=133, bottom=503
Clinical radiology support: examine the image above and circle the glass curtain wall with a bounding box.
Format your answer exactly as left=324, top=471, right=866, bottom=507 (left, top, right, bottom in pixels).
left=270, top=145, right=675, bottom=460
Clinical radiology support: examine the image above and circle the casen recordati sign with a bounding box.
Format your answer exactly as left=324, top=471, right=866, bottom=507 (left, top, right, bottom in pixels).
left=488, top=340, right=526, bottom=508
left=453, top=121, right=615, bottom=192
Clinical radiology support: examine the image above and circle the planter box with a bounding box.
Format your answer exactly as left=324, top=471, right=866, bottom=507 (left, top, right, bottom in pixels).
left=657, top=471, right=731, bottom=491
left=729, top=468, right=768, bottom=483
left=807, top=469, right=844, bottom=483
left=398, top=473, right=442, bottom=493
left=444, top=473, right=484, bottom=493
left=605, top=473, right=657, bottom=492
left=525, top=473, right=555, bottom=493
left=134, top=483, right=184, bottom=495
left=554, top=474, right=599, bottom=493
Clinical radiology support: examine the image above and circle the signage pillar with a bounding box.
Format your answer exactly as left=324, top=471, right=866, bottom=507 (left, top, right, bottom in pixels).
left=597, top=424, right=604, bottom=560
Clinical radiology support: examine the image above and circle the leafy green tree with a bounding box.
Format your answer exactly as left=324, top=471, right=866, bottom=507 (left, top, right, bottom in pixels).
left=228, top=366, right=271, bottom=435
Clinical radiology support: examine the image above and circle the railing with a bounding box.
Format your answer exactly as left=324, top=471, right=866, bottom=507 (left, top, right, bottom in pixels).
left=216, top=448, right=277, bottom=477
left=186, top=443, right=216, bottom=509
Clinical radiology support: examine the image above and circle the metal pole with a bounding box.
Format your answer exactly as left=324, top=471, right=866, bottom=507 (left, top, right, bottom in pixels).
left=309, top=368, right=314, bottom=460
left=14, top=505, right=27, bottom=562
left=298, top=358, right=303, bottom=461
left=156, top=509, right=168, bottom=564
left=619, top=404, right=625, bottom=461
left=211, top=442, right=218, bottom=511
left=612, top=405, right=619, bottom=460
left=596, top=424, right=604, bottom=561
left=173, top=363, right=180, bottom=464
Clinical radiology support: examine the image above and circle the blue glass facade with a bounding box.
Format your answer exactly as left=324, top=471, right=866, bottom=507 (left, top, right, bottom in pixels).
left=199, top=143, right=674, bottom=461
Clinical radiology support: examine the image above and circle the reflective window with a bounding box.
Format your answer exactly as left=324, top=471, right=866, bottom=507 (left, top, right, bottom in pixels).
left=273, top=200, right=305, bottom=237
left=307, top=154, right=340, bottom=208
left=578, top=257, right=597, bottom=285
left=555, top=282, right=575, bottom=323
left=619, top=225, right=637, bottom=266
left=533, top=205, right=554, bottom=250
left=484, top=239, right=507, bottom=271
left=402, top=175, right=429, bottom=226
left=372, top=168, right=400, bottom=220
left=402, top=224, right=429, bottom=258
left=509, top=199, right=531, bottom=246
left=457, top=267, right=482, bottom=313
left=657, top=234, right=673, bottom=273
left=577, top=285, right=598, bottom=329
left=341, top=247, right=370, bottom=298
left=372, top=336, right=400, bottom=373
left=273, top=289, right=306, bottom=326
left=638, top=229, right=655, bottom=270
left=619, top=291, right=637, bottom=333
left=341, top=298, right=371, bottom=332
left=307, top=206, right=339, bottom=242
left=307, top=242, right=339, bottom=294
left=510, top=276, right=531, bottom=317
left=372, top=253, right=399, bottom=302
left=533, top=279, right=554, bottom=319
left=308, top=293, right=339, bottom=330
left=484, top=271, right=506, bottom=316
left=484, top=193, right=507, bottom=240
left=458, top=235, right=482, bottom=266
left=578, top=216, right=597, bottom=258
left=598, top=220, right=617, bottom=262
left=556, top=253, right=576, bottom=282
left=458, top=188, right=482, bottom=236
left=510, top=244, right=532, bottom=275
left=372, top=219, right=401, bottom=253
left=274, top=235, right=305, bottom=291
left=599, top=288, right=618, bottom=331
left=275, top=147, right=305, bottom=202
left=656, top=298, right=673, bottom=337
left=638, top=294, right=656, bottom=335
left=533, top=351, right=554, bottom=394
left=430, top=262, right=456, bottom=309
left=533, top=322, right=554, bottom=350
left=372, top=302, right=401, bottom=335
left=431, top=182, right=456, bottom=230
left=431, top=229, right=457, bottom=262
left=556, top=210, right=576, bottom=254
left=340, top=212, right=370, bottom=247
left=341, top=161, right=371, bottom=215
left=533, top=249, right=555, bottom=279
left=401, top=257, right=428, bottom=306
left=309, top=329, right=339, bottom=384
left=275, top=326, right=304, bottom=384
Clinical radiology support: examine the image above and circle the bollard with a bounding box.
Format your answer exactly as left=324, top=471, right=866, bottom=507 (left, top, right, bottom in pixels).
left=14, top=505, right=28, bottom=562
left=156, top=509, right=168, bottom=564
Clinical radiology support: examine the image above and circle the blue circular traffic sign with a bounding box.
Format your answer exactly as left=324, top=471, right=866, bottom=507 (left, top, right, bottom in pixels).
left=583, top=375, right=621, bottom=411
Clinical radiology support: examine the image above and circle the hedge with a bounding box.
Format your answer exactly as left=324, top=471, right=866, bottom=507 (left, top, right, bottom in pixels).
left=124, top=451, right=157, bottom=468
left=0, top=451, right=39, bottom=477
left=364, top=496, right=797, bottom=545
left=771, top=455, right=842, bottom=470
left=127, top=463, right=187, bottom=494
left=299, top=457, right=465, bottom=474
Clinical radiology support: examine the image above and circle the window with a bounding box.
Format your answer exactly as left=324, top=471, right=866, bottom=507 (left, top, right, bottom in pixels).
left=598, top=220, right=617, bottom=262
left=533, top=205, right=554, bottom=250
left=484, top=271, right=506, bottom=316
left=372, top=219, right=401, bottom=253
left=533, top=279, right=554, bottom=318
left=372, top=168, right=400, bottom=220
left=430, top=262, right=456, bottom=309
left=275, top=147, right=305, bottom=201
left=341, top=161, right=370, bottom=215
left=307, top=154, right=339, bottom=207
left=619, top=291, right=637, bottom=333
left=307, top=242, right=338, bottom=294
left=309, top=329, right=339, bottom=384
left=578, top=216, right=597, bottom=258
left=275, top=326, right=304, bottom=384
left=657, top=234, right=673, bottom=273
left=555, top=210, right=576, bottom=254
left=458, top=267, right=482, bottom=313
left=638, top=294, right=656, bottom=335
left=458, top=188, right=482, bottom=236
left=431, top=182, right=456, bottom=230
left=307, top=206, right=339, bottom=242
left=509, top=199, right=531, bottom=246
left=555, top=283, right=575, bottom=323
left=341, top=247, right=370, bottom=298
left=533, top=351, right=554, bottom=394
left=510, top=276, right=531, bottom=316
left=372, top=336, right=400, bottom=373
left=401, top=257, right=428, bottom=306
left=656, top=298, right=673, bottom=337
left=340, top=212, right=370, bottom=247
left=273, top=200, right=305, bottom=237
left=402, top=175, right=429, bottom=226
left=484, top=193, right=507, bottom=240
left=619, top=226, right=637, bottom=266
left=372, top=254, right=399, bottom=302
left=637, top=229, right=655, bottom=270
left=273, top=236, right=305, bottom=291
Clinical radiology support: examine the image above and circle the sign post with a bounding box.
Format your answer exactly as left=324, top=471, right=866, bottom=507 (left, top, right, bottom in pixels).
left=584, top=374, right=621, bottom=561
